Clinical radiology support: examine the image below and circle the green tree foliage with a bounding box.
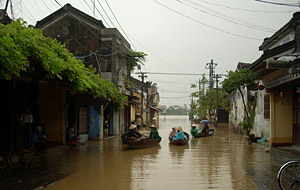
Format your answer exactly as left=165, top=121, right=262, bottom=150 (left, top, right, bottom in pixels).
left=164, top=105, right=190, bottom=115
left=222, top=68, right=258, bottom=121
left=222, top=68, right=257, bottom=94
left=0, top=20, right=124, bottom=108
left=127, top=50, right=147, bottom=71
left=190, top=76, right=229, bottom=120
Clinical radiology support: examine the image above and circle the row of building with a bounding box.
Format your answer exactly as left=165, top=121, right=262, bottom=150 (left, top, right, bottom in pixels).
left=229, top=12, right=300, bottom=152
left=0, top=4, right=160, bottom=157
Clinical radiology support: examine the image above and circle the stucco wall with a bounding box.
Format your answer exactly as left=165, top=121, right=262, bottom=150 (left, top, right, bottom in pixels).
left=39, top=83, right=65, bottom=143
left=229, top=88, right=246, bottom=133
left=113, top=111, right=119, bottom=135
left=252, top=89, right=270, bottom=139
left=271, top=88, right=293, bottom=145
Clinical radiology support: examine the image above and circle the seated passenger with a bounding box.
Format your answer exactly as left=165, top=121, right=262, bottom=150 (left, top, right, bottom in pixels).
left=190, top=124, right=199, bottom=137
left=149, top=125, right=161, bottom=139
left=201, top=123, right=210, bottom=135
left=173, top=126, right=185, bottom=140
left=127, top=124, right=141, bottom=139
left=169, top=127, right=177, bottom=139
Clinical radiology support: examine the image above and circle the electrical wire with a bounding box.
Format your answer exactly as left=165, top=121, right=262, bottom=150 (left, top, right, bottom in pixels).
left=14, top=1, right=36, bottom=23
left=103, top=0, right=138, bottom=50
left=177, top=0, right=276, bottom=33
left=83, top=0, right=110, bottom=27
left=196, top=0, right=295, bottom=13
left=153, top=0, right=262, bottom=41
left=48, top=1, right=127, bottom=58
left=95, top=0, right=114, bottom=27
left=254, top=0, right=300, bottom=7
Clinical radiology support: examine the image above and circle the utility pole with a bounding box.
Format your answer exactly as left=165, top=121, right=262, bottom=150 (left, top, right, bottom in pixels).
left=205, top=59, right=217, bottom=120
left=137, top=72, right=147, bottom=126
left=206, top=59, right=217, bottom=89
left=213, top=74, right=222, bottom=128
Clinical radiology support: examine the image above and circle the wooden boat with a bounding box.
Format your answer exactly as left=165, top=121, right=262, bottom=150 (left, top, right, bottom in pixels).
left=169, top=132, right=190, bottom=145
left=122, top=136, right=161, bottom=149
left=193, top=129, right=214, bottom=138
left=121, top=133, right=131, bottom=145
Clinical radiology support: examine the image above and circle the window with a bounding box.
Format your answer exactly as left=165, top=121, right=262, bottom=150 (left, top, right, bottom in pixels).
left=264, top=94, right=270, bottom=119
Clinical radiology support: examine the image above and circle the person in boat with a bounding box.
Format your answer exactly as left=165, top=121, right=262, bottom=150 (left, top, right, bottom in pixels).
left=201, top=123, right=210, bottom=135
left=190, top=124, right=199, bottom=137
left=149, top=125, right=161, bottom=139
left=172, top=126, right=185, bottom=140
left=169, top=127, right=177, bottom=139
left=127, top=124, right=141, bottom=139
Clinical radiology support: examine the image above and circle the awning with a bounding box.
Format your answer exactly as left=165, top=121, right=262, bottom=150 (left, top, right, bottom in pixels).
left=147, top=105, right=162, bottom=112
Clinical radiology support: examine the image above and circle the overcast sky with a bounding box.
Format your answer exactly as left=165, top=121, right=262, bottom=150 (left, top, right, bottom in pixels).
left=3, top=0, right=299, bottom=106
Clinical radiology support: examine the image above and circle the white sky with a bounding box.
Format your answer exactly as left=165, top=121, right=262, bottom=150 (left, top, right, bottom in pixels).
left=4, top=0, right=299, bottom=106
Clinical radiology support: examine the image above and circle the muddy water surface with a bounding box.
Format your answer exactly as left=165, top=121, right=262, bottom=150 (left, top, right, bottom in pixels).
left=45, top=115, right=271, bottom=190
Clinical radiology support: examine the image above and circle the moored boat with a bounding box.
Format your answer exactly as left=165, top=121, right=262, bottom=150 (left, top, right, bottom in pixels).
left=169, top=132, right=190, bottom=145
left=193, top=129, right=214, bottom=138
left=122, top=137, right=161, bottom=149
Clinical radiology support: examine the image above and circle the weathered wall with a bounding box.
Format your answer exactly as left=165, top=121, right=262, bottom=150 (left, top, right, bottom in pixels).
left=229, top=88, right=246, bottom=133
left=41, top=15, right=103, bottom=58
left=112, top=111, right=119, bottom=135
left=252, top=89, right=270, bottom=139
left=39, top=83, right=65, bottom=143
left=130, top=105, right=136, bottom=123
left=270, top=88, right=293, bottom=145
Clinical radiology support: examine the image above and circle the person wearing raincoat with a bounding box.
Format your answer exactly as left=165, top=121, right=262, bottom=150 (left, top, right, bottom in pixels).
left=169, top=127, right=177, bottom=139
left=173, top=127, right=185, bottom=140
left=201, top=123, right=210, bottom=135
left=149, top=125, right=161, bottom=139
left=190, top=124, right=199, bottom=137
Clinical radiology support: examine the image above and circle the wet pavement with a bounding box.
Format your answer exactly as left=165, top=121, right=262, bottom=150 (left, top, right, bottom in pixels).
left=0, top=115, right=283, bottom=190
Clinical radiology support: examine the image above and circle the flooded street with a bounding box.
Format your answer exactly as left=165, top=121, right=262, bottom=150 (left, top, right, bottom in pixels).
left=44, top=115, right=274, bottom=190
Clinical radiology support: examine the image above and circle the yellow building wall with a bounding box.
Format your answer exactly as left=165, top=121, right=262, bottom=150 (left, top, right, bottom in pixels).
left=39, top=83, right=65, bottom=143
left=270, top=88, right=293, bottom=145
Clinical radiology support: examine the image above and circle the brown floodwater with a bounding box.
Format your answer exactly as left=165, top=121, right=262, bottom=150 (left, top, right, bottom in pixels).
left=44, top=115, right=271, bottom=190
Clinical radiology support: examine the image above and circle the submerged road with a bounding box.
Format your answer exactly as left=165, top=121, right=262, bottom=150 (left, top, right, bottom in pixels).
left=37, top=115, right=279, bottom=190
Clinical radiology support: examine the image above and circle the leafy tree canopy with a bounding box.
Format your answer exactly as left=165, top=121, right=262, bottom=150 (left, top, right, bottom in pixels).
left=0, top=19, right=124, bottom=108
left=222, top=68, right=258, bottom=94
left=190, top=76, right=229, bottom=120
left=128, top=50, right=147, bottom=71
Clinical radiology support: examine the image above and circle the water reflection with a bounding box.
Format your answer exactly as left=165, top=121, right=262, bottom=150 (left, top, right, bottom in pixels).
left=169, top=144, right=189, bottom=164
left=44, top=115, right=269, bottom=190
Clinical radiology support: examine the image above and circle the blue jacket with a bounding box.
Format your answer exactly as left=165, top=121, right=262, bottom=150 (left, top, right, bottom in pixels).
left=173, top=131, right=185, bottom=140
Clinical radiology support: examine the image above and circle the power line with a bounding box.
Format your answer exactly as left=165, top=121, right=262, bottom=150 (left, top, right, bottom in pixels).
left=103, top=0, right=138, bottom=50
left=178, top=0, right=276, bottom=32
left=195, top=0, right=295, bottom=13
left=254, top=0, right=300, bottom=7
left=145, top=72, right=206, bottom=75
left=53, top=0, right=61, bottom=7
left=46, top=2, right=128, bottom=59
left=83, top=0, right=110, bottom=27
left=95, top=0, right=114, bottom=27
left=153, top=0, right=261, bottom=41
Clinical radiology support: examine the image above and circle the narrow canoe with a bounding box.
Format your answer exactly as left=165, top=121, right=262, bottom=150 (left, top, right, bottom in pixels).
left=169, top=132, right=190, bottom=145
left=193, top=129, right=214, bottom=138
left=123, top=137, right=161, bottom=149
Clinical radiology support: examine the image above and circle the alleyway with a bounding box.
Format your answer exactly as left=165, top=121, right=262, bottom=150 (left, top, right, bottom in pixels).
left=0, top=115, right=282, bottom=190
